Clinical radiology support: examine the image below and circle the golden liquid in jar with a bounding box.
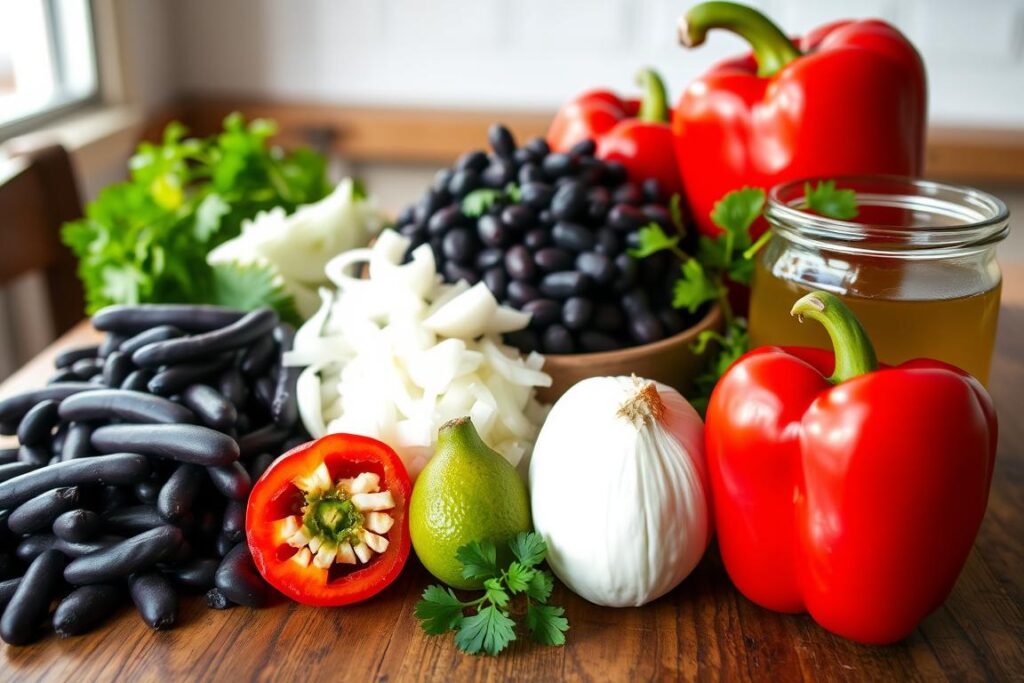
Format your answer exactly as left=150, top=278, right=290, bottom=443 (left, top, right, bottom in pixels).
left=748, top=259, right=1001, bottom=384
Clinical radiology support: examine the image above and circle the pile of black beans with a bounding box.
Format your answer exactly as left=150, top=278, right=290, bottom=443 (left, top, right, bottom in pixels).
left=394, top=123, right=691, bottom=355
left=0, top=304, right=306, bottom=645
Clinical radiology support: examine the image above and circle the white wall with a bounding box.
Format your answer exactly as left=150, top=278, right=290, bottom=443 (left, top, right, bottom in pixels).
left=170, top=0, right=1024, bottom=127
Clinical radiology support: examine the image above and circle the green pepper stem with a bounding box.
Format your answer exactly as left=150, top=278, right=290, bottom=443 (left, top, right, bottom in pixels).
left=635, top=68, right=669, bottom=124
left=679, top=1, right=802, bottom=78
left=790, top=291, right=878, bottom=384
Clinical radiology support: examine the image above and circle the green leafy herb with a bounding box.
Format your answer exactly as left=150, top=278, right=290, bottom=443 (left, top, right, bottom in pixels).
left=414, top=532, right=569, bottom=656
left=672, top=260, right=721, bottom=314
left=627, top=224, right=681, bottom=259
left=63, top=113, right=331, bottom=317
left=210, top=263, right=301, bottom=326
left=690, top=318, right=750, bottom=415
left=460, top=184, right=521, bottom=218
left=803, top=180, right=858, bottom=220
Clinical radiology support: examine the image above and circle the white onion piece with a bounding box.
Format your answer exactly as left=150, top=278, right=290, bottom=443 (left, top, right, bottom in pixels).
left=296, top=364, right=326, bottom=438
left=423, top=282, right=498, bottom=340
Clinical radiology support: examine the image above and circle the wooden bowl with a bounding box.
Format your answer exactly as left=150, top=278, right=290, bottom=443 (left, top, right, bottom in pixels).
left=537, top=303, right=724, bottom=403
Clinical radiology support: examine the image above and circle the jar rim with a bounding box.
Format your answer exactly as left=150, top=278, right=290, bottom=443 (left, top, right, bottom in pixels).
left=765, top=175, right=1010, bottom=256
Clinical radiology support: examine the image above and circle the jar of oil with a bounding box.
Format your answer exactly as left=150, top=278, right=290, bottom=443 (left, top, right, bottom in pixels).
left=749, top=177, right=1009, bottom=384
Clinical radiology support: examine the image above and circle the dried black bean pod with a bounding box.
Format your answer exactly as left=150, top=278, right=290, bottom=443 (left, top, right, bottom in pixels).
left=0, top=382, right=95, bottom=427
left=207, top=462, right=251, bottom=500
left=129, top=572, right=178, bottom=630
left=215, top=543, right=270, bottom=607
left=238, top=425, right=289, bottom=459
left=7, top=486, right=80, bottom=534
left=59, top=389, right=197, bottom=425
left=91, top=424, right=239, bottom=466
left=53, top=509, right=102, bottom=543
left=102, top=505, right=169, bottom=535
left=180, top=384, right=237, bottom=431
left=131, top=308, right=278, bottom=368
left=101, top=350, right=133, bottom=388
left=270, top=323, right=299, bottom=429
left=17, top=445, right=50, bottom=467
left=0, top=550, right=66, bottom=645
left=52, top=584, right=122, bottom=637
left=146, top=354, right=234, bottom=396
left=64, top=525, right=184, bottom=584
left=61, top=422, right=93, bottom=461
left=119, top=325, right=184, bottom=355
left=119, top=369, right=153, bottom=392
left=16, top=399, right=60, bottom=447
left=92, top=304, right=246, bottom=335
left=221, top=499, right=246, bottom=543
left=157, top=463, right=204, bottom=522
left=0, top=453, right=149, bottom=508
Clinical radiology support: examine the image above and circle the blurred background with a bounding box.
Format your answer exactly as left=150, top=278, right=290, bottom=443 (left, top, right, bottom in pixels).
left=1, top=0, right=1022, bottom=378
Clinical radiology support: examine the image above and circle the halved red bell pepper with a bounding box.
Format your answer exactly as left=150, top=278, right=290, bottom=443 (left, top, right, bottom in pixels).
left=548, top=69, right=683, bottom=197
left=246, top=433, right=412, bottom=606
left=674, top=2, right=927, bottom=237
left=705, top=291, right=997, bottom=644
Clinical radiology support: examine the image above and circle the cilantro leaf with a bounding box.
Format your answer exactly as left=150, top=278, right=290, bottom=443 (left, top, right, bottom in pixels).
left=804, top=180, right=858, bottom=220
left=504, top=183, right=522, bottom=203
left=454, top=606, right=517, bottom=656
left=194, top=193, right=231, bottom=242
left=627, top=224, right=680, bottom=259
left=710, top=187, right=765, bottom=239
left=672, top=260, right=721, bottom=314
left=414, top=585, right=466, bottom=635
left=210, top=263, right=301, bottom=326
left=526, top=604, right=569, bottom=646
left=690, top=319, right=750, bottom=415
left=483, top=578, right=510, bottom=608
left=507, top=532, right=546, bottom=569
left=669, top=193, right=685, bottom=234
left=525, top=570, right=554, bottom=603
left=456, top=540, right=498, bottom=582
left=504, top=562, right=534, bottom=594
left=460, top=189, right=503, bottom=218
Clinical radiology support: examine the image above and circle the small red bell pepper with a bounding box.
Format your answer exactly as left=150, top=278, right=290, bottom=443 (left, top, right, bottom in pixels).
left=548, top=69, right=683, bottom=197
left=674, top=2, right=927, bottom=237
left=246, top=433, right=412, bottom=606
left=705, top=291, right=997, bottom=644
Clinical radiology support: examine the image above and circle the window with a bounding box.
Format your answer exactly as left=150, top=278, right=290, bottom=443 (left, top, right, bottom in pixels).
left=0, top=0, right=97, bottom=137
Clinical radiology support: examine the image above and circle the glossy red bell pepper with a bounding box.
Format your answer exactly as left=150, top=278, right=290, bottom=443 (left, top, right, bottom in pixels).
left=548, top=69, right=683, bottom=197
left=705, top=291, right=997, bottom=644
left=674, top=2, right=927, bottom=237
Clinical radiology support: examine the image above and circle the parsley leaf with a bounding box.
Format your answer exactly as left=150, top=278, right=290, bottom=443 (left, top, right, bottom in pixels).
left=454, top=606, right=517, bottom=656
left=710, top=187, right=765, bottom=238
left=504, top=182, right=522, bottom=203
left=526, top=604, right=569, bottom=646
left=804, top=180, right=858, bottom=220
left=508, top=531, right=546, bottom=568
left=627, top=224, right=680, bottom=259
left=690, top=319, right=750, bottom=416
left=210, top=263, right=302, bottom=326
left=456, top=540, right=498, bottom=581
left=504, top=562, right=534, bottom=594
left=672, top=260, right=721, bottom=314
left=414, top=585, right=466, bottom=635
left=483, top=578, right=510, bottom=608
left=525, top=570, right=554, bottom=603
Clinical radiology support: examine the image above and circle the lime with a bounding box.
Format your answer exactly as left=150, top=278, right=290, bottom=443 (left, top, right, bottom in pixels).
left=410, top=417, right=531, bottom=589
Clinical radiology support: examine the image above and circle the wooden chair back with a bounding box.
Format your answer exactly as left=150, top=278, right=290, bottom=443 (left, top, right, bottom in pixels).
left=0, top=144, right=85, bottom=335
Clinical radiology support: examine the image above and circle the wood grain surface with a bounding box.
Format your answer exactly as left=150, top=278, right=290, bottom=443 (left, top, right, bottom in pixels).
left=2, top=268, right=1023, bottom=682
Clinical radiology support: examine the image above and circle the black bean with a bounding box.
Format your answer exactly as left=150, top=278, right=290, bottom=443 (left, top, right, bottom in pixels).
left=588, top=187, right=612, bottom=223
left=447, top=169, right=479, bottom=198
left=426, top=205, right=460, bottom=237
left=271, top=324, right=300, bottom=430
left=205, top=587, right=234, bottom=610
left=659, top=308, right=686, bottom=336
left=47, top=369, right=79, bottom=385
left=0, top=578, right=20, bottom=611
left=569, top=138, right=597, bottom=156
left=413, top=190, right=443, bottom=226
left=65, top=526, right=183, bottom=585
left=542, top=325, right=575, bottom=354
left=102, top=505, right=168, bottom=535
left=456, top=149, right=488, bottom=173
left=524, top=229, right=550, bottom=250
left=240, top=335, right=276, bottom=377
left=552, top=222, right=595, bottom=252
left=642, top=178, right=664, bottom=203
left=538, top=209, right=555, bottom=226
left=119, top=369, right=152, bottom=392
left=400, top=223, right=426, bottom=243
left=518, top=163, right=543, bottom=185
left=613, top=253, right=639, bottom=291
left=0, top=550, right=66, bottom=645
left=18, top=444, right=50, bottom=467
left=94, top=305, right=247, bottom=335
left=520, top=182, right=553, bottom=209
left=622, top=289, right=651, bottom=317
left=603, top=160, right=627, bottom=185
left=55, top=345, right=100, bottom=369
left=61, top=422, right=92, bottom=461
left=53, top=584, right=122, bottom=637
left=134, top=480, right=160, bottom=505
left=642, top=204, right=672, bottom=227
left=132, top=308, right=278, bottom=368
left=169, top=558, right=219, bottom=591
left=215, top=543, right=269, bottom=608
left=147, top=354, right=233, bottom=396
left=91, top=424, right=238, bottom=467
left=580, top=331, right=620, bottom=353
left=501, top=204, right=534, bottom=230
left=215, top=533, right=235, bottom=558
left=593, top=303, right=626, bottom=333
left=542, top=153, right=578, bottom=178
left=0, top=382, right=95, bottom=426
left=442, top=228, right=475, bottom=265
left=431, top=169, right=454, bottom=195
left=207, top=462, right=251, bottom=501
left=238, top=425, right=289, bottom=459
left=96, top=333, right=124, bottom=356
left=157, top=464, right=203, bottom=522
left=609, top=203, right=647, bottom=232
left=98, top=486, right=132, bottom=514
left=443, top=262, right=479, bottom=285
left=482, top=267, right=508, bottom=299
left=101, top=350, right=133, bottom=388
left=539, top=271, right=593, bottom=299
left=502, top=329, right=539, bottom=353
left=119, top=325, right=184, bottom=355
left=8, top=487, right=80, bottom=535
left=15, top=534, right=121, bottom=563
left=217, top=368, right=248, bottom=407
left=477, top=214, right=507, bottom=248
left=475, top=248, right=504, bottom=271
left=630, top=312, right=665, bottom=345
left=575, top=252, right=615, bottom=285
left=59, top=389, right=196, bottom=425
left=525, top=136, right=550, bottom=158
left=0, top=448, right=16, bottom=465
left=613, top=182, right=644, bottom=205
left=506, top=281, right=541, bottom=307
left=562, top=297, right=594, bottom=330
left=129, top=572, right=178, bottom=630
left=504, top=245, right=537, bottom=282
left=551, top=181, right=587, bottom=220
left=0, top=461, right=38, bottom=484
left=488, top=124, right=517, bottom=158
left=53, top=509, right=101, bottom=543
left=222, top=500, right=246, bottom=543
left=180, top=385, right=236, bottom=432
left=594, top=228, right=621, bottom=255
left=535, top=247, right=574, bottom=273
left=245, top=453, right=275, bottom=482
left=521, top=299, right=561, bottom=328
left=481, top=159, right=514, bottom=188
left=513, top=147, right=534, bottom=165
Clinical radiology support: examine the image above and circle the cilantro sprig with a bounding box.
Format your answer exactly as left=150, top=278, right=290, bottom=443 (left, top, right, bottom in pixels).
left=414, top=532, right=569, bottom=656
left=461, top=183, right=522, bottom=217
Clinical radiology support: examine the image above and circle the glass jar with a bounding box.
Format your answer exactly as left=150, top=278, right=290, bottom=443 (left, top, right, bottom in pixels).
left=748, top=176, right=1010, bottom=384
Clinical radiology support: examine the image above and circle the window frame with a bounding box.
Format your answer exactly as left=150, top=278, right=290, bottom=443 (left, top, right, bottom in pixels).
left=0, top=0, right=101, bottom=142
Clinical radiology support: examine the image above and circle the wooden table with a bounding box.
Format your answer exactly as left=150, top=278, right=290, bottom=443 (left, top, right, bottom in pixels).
left=3, top=268, right=1024, bottom=682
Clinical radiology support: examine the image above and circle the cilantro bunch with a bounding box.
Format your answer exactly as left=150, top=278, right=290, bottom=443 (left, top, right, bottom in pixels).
left=415, top=532, right=569, bottom=656
left=628, top=181, right=857, bottom=411
left=63, top=114, right=332, bottom=322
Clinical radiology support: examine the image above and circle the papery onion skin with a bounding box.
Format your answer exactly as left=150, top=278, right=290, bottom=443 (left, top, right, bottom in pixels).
left=529, top=376, right=712, bottom=607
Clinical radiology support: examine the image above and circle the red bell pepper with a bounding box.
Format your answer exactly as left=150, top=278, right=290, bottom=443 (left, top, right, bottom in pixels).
left=548, top=69, right=683, bottom=197
left=705, top=291, right=997, bottom=644
left=674, top=2, right=927, bottom=237
left=246, top=433, right=412, bottom=606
